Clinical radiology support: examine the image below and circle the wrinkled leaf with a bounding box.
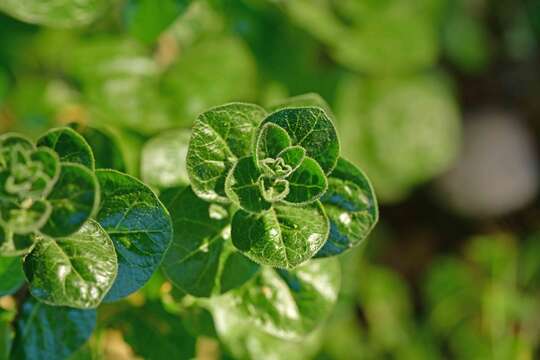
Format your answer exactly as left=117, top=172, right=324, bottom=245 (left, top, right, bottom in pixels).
left=0, top=256, right=24, bottom=296
left=255, top=122, right=292, bottom=167
left=37, top=127, right=95, bottom=170
left=161, top=186, right=259, bottom=297
left=0, top=229, right=35, bottom=257
left=232, top=202, right=329, bottom=269
left=282, top=156, right=327, bottom=205
left=316, top=158, right=378, bottom=257
left=212, top=258, right=340, bottom=340
left=41, top=163, right=100, bottom=238
left=24, top=220, right=118, bottom=309
left=261, top=107, right=339, bottom=174
left=225, top=157, right=270, bottom=213
left=0, top=199, right=51, bottom=234
left=187, top=103, right=267, bottom=203
left=96, top=170, right=172, bottom=301
left=10, top=297, right=96, bottom=360
left=141, top=128, right=191, bottom=189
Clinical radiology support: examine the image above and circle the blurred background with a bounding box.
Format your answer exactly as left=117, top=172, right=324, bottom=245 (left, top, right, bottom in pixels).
left=1, top=0, right=540, bottom=358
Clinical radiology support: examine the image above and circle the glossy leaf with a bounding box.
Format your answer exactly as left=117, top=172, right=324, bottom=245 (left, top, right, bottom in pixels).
left=261, top=107, right=339, bottom=174
left=24, top=220, right=118, bottom=309
left=232, top=202, right=329, bottom=269
left=187, top=103, right=267, bottom=203
left=161, top=186, right=259, bottom=297
left=69, top=123, right=126, bottom=172
left=95, top=170, right=173, bottom=301
left=282, top=156, right=327, bottom=205
left=225, top=157, right=270, bottom=213
left=40, top=163, right=100, bottom=238
left=37, top=127, right=95, bottom=170
left=317, top=158, right=378, bottom=257
left=141, top=129, right=191, bottom=189
left=212, top=258, right=340, bottom=340
left=10, top=297, right=96, bottom=360
left=0, top=256, right=24, bottom=296
left=255, top=122, right=292, bottom=168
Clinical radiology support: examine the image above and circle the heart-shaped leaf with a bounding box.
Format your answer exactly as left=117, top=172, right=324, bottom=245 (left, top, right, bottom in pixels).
left=10, top=297, right=96, bottom=360
left=316, top=158, right=378, bottom=257
left=161, top=186, right=259, bottom=297
left=40, top=163, right=100, bottom=238
left=255, top=123, right=292, bottom=168
left=37, top=127, right=95, bottom=170
left=277, top=146, right=306, bottom=175
left=211, top=258, right=340, bottom=340
left=259, top=177, right=289, bottom=202
left=95, top=170, right=173, bottom=301
left=0, top=256, right=24, bottom=296
left=261, top=107, right=339, bottom=174
left=225, top=157, right=270, bottom=213
left=231, top=202, right=329, bottom=269
left=282, top=156, right=327, bottom=205
left=187, top=103, right=267, bottom=203
left=24, top=220, right=118, bottom=309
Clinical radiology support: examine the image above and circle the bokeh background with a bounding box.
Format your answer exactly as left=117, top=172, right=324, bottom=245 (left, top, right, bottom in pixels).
left=1, top=0, right=540, bottom=359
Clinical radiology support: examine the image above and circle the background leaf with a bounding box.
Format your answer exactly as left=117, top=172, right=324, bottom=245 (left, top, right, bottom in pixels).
left=0, top=255, right=24, bottom=296
left=96, top=170, right=172, bottom=302
left=24, top=220, right=117, bottom=309
left=10, top=297, right=96, bottom=360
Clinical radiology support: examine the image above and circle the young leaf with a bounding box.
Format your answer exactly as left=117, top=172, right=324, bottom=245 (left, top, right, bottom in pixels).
left=40, top=163, right=100, bottom=238
left=10, top=297, right=96, bottom=360
left=261, top=107, right=340, bottom=174
left=187, top=103, right=267, bottom=203
left=225, top=156, right=270, bottom=213
left=231, top=202, right=330, bottom=269
left=161, top=186, right=259, bottom=297
left=259, top=177, right=290, bottom=202
left=69, top=123, right=126, bottom=172
left=212, top=258, right=341, bottom=340
left=0, top=256, right=24, bottom=296
left=24, top=220, right=118, bottom=309
left=0, top=134, right=34, bottom=158
left=0, top=199, right=51, bottom=234
left=282, top=156, right=328, bottom=205
left=95, top=170, right=173, bottom=301
left=255, top=123, right=292, bottom=167
left=37, top=127, right=95, bottom=170
left=0, top=229, right=35, bottom=257
left=141, top=128, right=191, bottom=189
left=277, top=146, right=306, bottom=174
left=316, top=158, right=378, bottom=257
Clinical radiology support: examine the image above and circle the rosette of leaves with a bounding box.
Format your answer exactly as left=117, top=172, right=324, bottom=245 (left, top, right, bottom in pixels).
left=161, top=95, right=377, bottom=305
left=0, top=126, right=173, bottom=313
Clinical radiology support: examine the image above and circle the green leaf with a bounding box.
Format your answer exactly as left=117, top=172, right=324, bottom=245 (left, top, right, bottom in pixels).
left=0, top=0, right=110, bottom=28
left=277, top=146, right=306, bottom=175
left=24, top=220, right=118, bottom=309
left=255, top=123, right=292, bottom=168
left=0, top=256, right=24, bottom=296
left=141, top=129, right=191, bottom=189
left=161, top=186, right=259, bottom=297
left=212, top=258, right=340, bottom=340
left=10, top=297, right=96, bottom=360
left=282, top=156, right=327, bottom=205
left=187, top=103, right=267, bottom=203
left=95, top=170, right=172, bottom=301
left=0, top=229, right=35, bottom=257
left=0, top=134, right=34, bottom=157
left=259, top=176, right=289, bottom=203
left=37, top=127, right=95, bottom=170
left=126, top=0, right=192, bottom=43
left=69, top=123, right=126, bottom=172
left=316, top=158, right=378, bottom=257
left=40, top=163, right=100, bottom=238
left=261, top=107, right=339, bottom=174
left=0, top=312, right=15, bottom=360
left=231, top=202, right=329, bottom=269
left=269, top=93, right=335, bottom=120
left=225, top=156, right=270, bottom=213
